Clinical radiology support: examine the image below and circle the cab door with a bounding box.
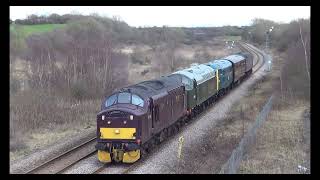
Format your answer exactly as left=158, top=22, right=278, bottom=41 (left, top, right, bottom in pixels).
left=150, top=98, right=159, bottom=136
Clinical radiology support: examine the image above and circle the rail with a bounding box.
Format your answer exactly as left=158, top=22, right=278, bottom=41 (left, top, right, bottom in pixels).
left=26, top=137, right=97, bottom=174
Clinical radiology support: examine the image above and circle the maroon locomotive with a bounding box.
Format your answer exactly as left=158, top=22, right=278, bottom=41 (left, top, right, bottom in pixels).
left=96, top=76, right=187, bottom=163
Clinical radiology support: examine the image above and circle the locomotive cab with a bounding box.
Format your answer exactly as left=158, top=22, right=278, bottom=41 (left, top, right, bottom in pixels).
left=96, top=92, right=146, bottom=163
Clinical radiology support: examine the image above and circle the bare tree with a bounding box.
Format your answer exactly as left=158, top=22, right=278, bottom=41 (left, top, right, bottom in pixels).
left=299, top=20, right=310, bottom=81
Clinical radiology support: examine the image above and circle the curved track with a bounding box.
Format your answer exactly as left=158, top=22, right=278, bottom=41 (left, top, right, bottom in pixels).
left=25, top=42, right=266, bottom=174
left=91, top=42, right=266, bottom=174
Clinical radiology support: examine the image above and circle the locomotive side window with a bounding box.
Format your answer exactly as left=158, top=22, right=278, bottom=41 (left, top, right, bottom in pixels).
left=105, top=94, right=117, bottom=107
left=132, top=94, right=144, bottom=107
left=118, top=92, right=131, bottom=103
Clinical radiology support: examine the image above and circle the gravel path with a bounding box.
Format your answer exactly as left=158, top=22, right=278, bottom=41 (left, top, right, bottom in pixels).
left=124, top=46, right=269, bottom=174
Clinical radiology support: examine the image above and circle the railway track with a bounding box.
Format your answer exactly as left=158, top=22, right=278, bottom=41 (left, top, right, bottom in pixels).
left=25, top=42, right=266, bottom=174
left=92, top=147, right=151, bottom=174
left=25, top=137, right=97, bottom=174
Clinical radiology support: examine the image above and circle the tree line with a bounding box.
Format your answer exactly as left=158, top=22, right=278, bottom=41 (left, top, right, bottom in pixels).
left=12, top=14, right=81, bottom=25
left=242, top=18, right=310, bottom=100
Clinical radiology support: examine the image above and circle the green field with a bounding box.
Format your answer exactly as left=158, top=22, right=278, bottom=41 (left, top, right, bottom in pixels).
left=10, top=24, right=66, bottom=38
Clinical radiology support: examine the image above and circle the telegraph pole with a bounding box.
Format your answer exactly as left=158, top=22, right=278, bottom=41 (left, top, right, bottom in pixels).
left=265, top=31, right=269, bottom=49
left=266, top=26, right=274, bottom=71
left=265, top=26, right=274, bottom=51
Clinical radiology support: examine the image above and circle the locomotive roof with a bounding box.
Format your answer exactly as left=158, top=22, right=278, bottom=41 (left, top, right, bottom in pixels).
left=222, top=54, right=245, bottom=64
left=173, top=64, right=215, bottom=85
left=120, top=76, right=182, bottom=100
left=206, top=59, right=232, bottom=70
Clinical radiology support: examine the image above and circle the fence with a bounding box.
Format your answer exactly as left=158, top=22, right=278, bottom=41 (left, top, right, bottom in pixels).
left=219, top=94, right=274, bottom=174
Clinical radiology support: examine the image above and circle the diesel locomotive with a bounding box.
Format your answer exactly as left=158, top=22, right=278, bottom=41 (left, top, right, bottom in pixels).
left=96, top=51, right=253, bottom=163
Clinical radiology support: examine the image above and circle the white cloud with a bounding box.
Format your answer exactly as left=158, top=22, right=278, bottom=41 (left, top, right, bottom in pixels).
left=10, top=6, right=310, bottom=27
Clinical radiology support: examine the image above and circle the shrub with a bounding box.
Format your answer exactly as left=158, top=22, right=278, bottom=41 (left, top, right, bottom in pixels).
left=10, top=77, right=20, bottom=94
left=281, top=41, right=310, bottom=100
left=131, top=49, right=146, bottom=65
left=70, top=79, right=90, bottom=101
left=131, top=54, right=144, bottom=65
left=10, top=135, right=27, bottom=152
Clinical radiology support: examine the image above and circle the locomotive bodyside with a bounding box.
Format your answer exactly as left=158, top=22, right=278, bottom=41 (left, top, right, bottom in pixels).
left=206, top=59, right=233, bottom=91
left=223, top=54, right=246, bottom=84
left=168, top=73, right=196, bottom=115
left=173, top=64, right=217, bottom=106
left=141, top=77, right=186, bottom=137
left=239, top=52, right=253, bottom=74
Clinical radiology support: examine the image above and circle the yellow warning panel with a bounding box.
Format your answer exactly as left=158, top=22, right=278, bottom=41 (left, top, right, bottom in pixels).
left=100, top=128, right=136, bottom=139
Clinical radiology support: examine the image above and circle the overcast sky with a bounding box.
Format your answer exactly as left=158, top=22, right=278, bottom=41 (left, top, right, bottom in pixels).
left=10, top=6, right=310, bottom=27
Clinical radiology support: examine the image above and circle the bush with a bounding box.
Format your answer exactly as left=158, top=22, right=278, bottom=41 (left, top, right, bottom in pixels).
left=281, top=41, right=310, bottom=100
left=10, top=135, right=27, bottom=152
left=131, top=49, right=146, bottom=65
left=70, top=79, right=91, bottom=101
left=10, top=89, right=58, bottom=132
left=10, top=77, right=20, bottom=94
left=10, top=124, right=27, bottom=152
left=131, top=54, right=144, bottom=65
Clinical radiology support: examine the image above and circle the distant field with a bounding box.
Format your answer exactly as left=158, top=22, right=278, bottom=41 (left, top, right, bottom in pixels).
left=224, top=36, right=242, bottom=41
left=10, top=24, right=66, bottom=38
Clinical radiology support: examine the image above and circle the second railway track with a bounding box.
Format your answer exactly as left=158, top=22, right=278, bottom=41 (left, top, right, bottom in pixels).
left=26, top=137, right=97, bottom=174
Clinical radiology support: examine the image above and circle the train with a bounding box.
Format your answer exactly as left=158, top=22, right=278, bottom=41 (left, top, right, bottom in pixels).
left=95, top=51, right=253, bottom=163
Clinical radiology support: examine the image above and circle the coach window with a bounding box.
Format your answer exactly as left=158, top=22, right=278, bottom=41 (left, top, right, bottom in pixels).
left=118, top=92, right=131, bottom=104
left=132, top=94, right=144, bottom=107
left=105, top=94, right=117, bottom=107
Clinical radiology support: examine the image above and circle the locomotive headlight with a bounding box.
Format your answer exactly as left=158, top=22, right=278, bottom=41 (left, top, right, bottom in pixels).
left=115, top=129, right=120, bottom=134
left=124, top=120, right=127, bottom=124
left=130, top=115, right=134, bottom=120
left=102, top=115, right=105, bottom=120
left=107, top=121, right=111, bottom=124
